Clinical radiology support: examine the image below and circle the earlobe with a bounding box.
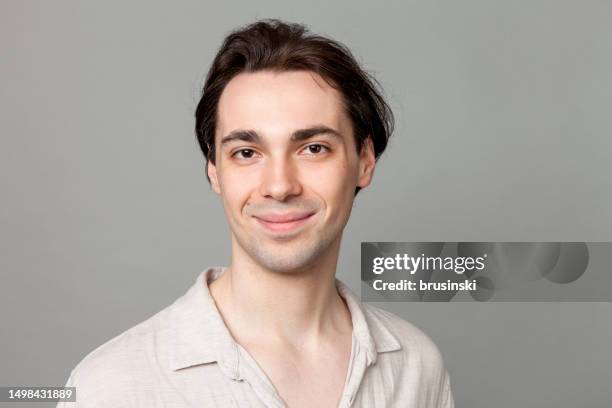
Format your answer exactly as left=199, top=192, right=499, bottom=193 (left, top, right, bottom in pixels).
left=357, top=137, right=376, bottom=189
left=207, top=161, right=221, bottom=194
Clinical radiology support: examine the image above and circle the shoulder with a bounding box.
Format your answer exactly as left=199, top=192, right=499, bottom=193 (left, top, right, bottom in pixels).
left=362, top=302, right=447, bottom=371
left=361, top=303, right=454, bottom=406
left=66, top=307, right=172, bottom=406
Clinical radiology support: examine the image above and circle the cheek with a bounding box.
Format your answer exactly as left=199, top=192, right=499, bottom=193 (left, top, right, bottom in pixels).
left=303, top=159, right=357, bottom=209
left=218, top=167, right=259, bottom=212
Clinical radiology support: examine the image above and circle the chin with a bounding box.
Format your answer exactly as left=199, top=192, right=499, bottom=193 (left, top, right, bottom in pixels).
left=255, top=249, right=319, bottom=274
left=246, top=237, right=333, bottom=274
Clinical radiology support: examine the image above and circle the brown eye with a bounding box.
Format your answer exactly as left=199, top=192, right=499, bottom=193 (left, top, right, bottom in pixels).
left=303, top=144, right=329, bottom=155
left=234, top=149, right=255, bottom=159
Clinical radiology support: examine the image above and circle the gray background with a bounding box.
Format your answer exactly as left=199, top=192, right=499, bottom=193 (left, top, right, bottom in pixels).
left=1, top=1, right=611, bottom=407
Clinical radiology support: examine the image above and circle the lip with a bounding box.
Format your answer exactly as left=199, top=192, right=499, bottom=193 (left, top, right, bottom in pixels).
left=254, top=212, right=315, bottom=234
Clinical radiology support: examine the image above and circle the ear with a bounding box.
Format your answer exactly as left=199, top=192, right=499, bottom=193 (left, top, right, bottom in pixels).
left=357, top=137, right=376, bottom=189
left=207, top=160, right=221, bottom=194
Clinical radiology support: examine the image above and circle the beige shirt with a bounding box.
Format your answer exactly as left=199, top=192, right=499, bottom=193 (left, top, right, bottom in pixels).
left=58, top=267, right=454, bottom=407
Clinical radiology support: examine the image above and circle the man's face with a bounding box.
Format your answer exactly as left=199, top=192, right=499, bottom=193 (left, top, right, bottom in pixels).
left=208, top=70, right=375, bottom=273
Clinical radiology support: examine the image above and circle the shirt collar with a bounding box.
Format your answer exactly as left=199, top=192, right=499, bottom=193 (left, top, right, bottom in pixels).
left=168, top=267, right=401, bottom=374
left=336, top=279, right=402, bottom=365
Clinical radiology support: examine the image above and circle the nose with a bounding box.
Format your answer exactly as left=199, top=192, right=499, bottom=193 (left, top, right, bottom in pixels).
left=258, top=155, right=302, bottom=201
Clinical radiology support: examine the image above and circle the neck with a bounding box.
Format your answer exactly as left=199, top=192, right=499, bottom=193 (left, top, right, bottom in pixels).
left=209, top=236, right=352, bottom=350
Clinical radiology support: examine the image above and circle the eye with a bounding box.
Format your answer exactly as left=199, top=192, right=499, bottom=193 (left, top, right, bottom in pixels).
left=232, top=148, right=257, bottom=160
left=302, top=144, right=330, bottom=155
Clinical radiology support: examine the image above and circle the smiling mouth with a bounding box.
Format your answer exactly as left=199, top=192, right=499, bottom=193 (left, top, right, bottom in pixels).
left=253, top=212, right=315, bottom=234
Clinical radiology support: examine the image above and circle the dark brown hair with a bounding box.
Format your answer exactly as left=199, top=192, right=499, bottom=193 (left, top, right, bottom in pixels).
left=195, top=19, right=394, bottom=193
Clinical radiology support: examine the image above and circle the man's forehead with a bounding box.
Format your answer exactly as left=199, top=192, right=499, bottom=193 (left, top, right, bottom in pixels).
left=216, top=70, right=350, bottom=139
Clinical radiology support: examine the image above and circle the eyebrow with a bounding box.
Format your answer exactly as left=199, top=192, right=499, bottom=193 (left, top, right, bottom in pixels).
left=220, top=125, right=342, bottom=146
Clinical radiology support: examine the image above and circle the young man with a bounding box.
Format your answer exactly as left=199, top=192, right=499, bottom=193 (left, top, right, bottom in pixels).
left=59, top=20, right=454, bottom=407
